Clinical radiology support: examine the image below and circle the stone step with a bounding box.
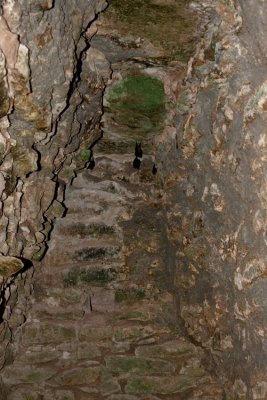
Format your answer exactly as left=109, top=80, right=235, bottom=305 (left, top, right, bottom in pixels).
left=18, top=319, right=174, bottom=351
left=65, top=203, right=133, bottom=226
left=32, top=261, right=126, bottom=294
left=69, top=173, right=142, bottom=199
left=1, top=361, right=57, bottom=386
left=29, top=285, right=117, bottom=317
left=44, top=234, right=122, bottom=255
left=32, top=282, right=85, bottom=304
left=16, top=339, right=103, bottom=367
left=18, top=321, right=78, bottom=346
left=43, top=241, right=123, bottom=269
left=94, top=133, right=153, bottom=158
left=55, top=220, right=119, bottom=239
left=4, top=127, right=225, bottom=400
left=36, top=270, right=120, bottom=291
left=7, top=387, right=77, bottom=400
left=28, top=303, right=85, bottom=321
left=88, top=155, right=155, bottom=178
left=104, top=354, right=176, bottom=375
left=4, top=360, right=220, bottom=398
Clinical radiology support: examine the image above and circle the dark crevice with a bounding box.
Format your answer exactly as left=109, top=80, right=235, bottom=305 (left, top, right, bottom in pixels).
left=45, top=6, right=108, bottom=148
left=31, top=143, right=42, bottom=173
left=0, top=290, right=6, bottom=325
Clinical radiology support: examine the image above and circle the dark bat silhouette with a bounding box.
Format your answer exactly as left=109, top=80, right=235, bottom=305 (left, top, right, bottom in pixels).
left=133, top=157, right=141, bottom=170
left=135, top=142, right=143, bottom=158
left=152, top=164, right=157, bottom=175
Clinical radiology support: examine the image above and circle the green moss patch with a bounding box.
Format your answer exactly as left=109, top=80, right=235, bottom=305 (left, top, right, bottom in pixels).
left=77, top=148, right=91, bottom=163
left=109, top=75, right=165, bottom=114
left=126, top=377, right=154, bottom=393
left=108, top=74, right=166, bottom=134
left=105, top=355, right=175, bottom=374
left=73, top=246, right=120, bottom=261
left=115, top=288, right=146, bottom=303
left=63, top=267, right=116, bottom=287
left=125, top=375, right=199, bottom=394
left=60, top=223, right=115, bottom=237
left=102, top=0, right=198, bottom=62
left=96, top=139, right=134, bottom=154
left=32, top=244, right=47, bottom=262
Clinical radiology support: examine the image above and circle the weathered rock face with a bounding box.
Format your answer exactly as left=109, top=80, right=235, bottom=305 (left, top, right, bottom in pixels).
left=92, top=0, right=267, bottom=396
left=0, top=0, right=110, bottom=261
left=0, top=0, right=109, bottom=372
left=162, top=0, right=267, bottom=397
left=0, top=0, right=267, bottom=399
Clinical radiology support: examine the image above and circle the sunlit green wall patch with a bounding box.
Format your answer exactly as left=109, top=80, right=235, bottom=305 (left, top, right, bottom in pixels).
left=107, top=74, right=166, bottom=135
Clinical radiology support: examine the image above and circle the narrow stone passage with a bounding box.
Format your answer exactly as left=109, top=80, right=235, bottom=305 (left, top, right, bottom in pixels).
left=1, top=142, right=223, bottom=399
left=0, top=2, right=225, bottom=397
left=1, top=0, right=267, bottom=398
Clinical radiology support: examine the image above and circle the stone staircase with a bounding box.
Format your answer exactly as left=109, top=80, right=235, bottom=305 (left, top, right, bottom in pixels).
left=1, top=146, right=224, bottom=399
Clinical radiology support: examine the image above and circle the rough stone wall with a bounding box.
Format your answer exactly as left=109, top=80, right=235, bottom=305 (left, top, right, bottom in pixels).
left=162, top=0, right=267, bottom=397
left=0, top=0, right=266, bottom=398
left=0, top=0, right=109, bottom=370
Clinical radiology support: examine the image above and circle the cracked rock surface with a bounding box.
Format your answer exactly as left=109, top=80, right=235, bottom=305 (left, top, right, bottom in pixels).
left=0, top=0, right=109, bottom=381
left=0, top=0, right=267, bottom=399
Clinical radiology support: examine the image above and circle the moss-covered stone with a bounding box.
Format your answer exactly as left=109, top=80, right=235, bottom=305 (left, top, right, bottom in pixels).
left=108, top=74, right=166, bottom=135
left=105, top=355, right=175, bottom=374
left=115, top=288, right=146, bottom=303
left=58, top=166, right=76, bottom=184
left=21, top=323, right=76, bottom=345
left=79, top=325, right=113, bottom=341
left=113, top=326, right=155, bottom=343
left=63, top=267, right=116, bottom=287
left=135, top=340, right=197, bottom=359
left=96, top=139, right=135, bottom=154
left=126, top=378, right=154, bottom=393
left=1, top=387, right=40, bottom=400
left=46, top=200, right=66, bottom=220
left=41, top=220, right=53, bottom=239
left=60, top=223, right=115, bottom=237
left=33, top=307, right=84, bottom=321
left=116, top=310, right=151, bottom=322
left=0, top=256, right=24, bottom=278
left=101, top=0, right=197, bottom=62
left=77, top=342, right=102, bottom=360
left=32, top=244, right=47, bottom=262
left=18, top=345, right=61, bottom=365
left=2, top=364, right=55, bottom=385
left=77, top=148, right=91, bottom=162
left=125, top=375, right=199, bottom=394
left=73, top=246, right=120, bottom=261
left=13, top=73, right=50, bottom=131
left=55, top=366, right=100, bottom=386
